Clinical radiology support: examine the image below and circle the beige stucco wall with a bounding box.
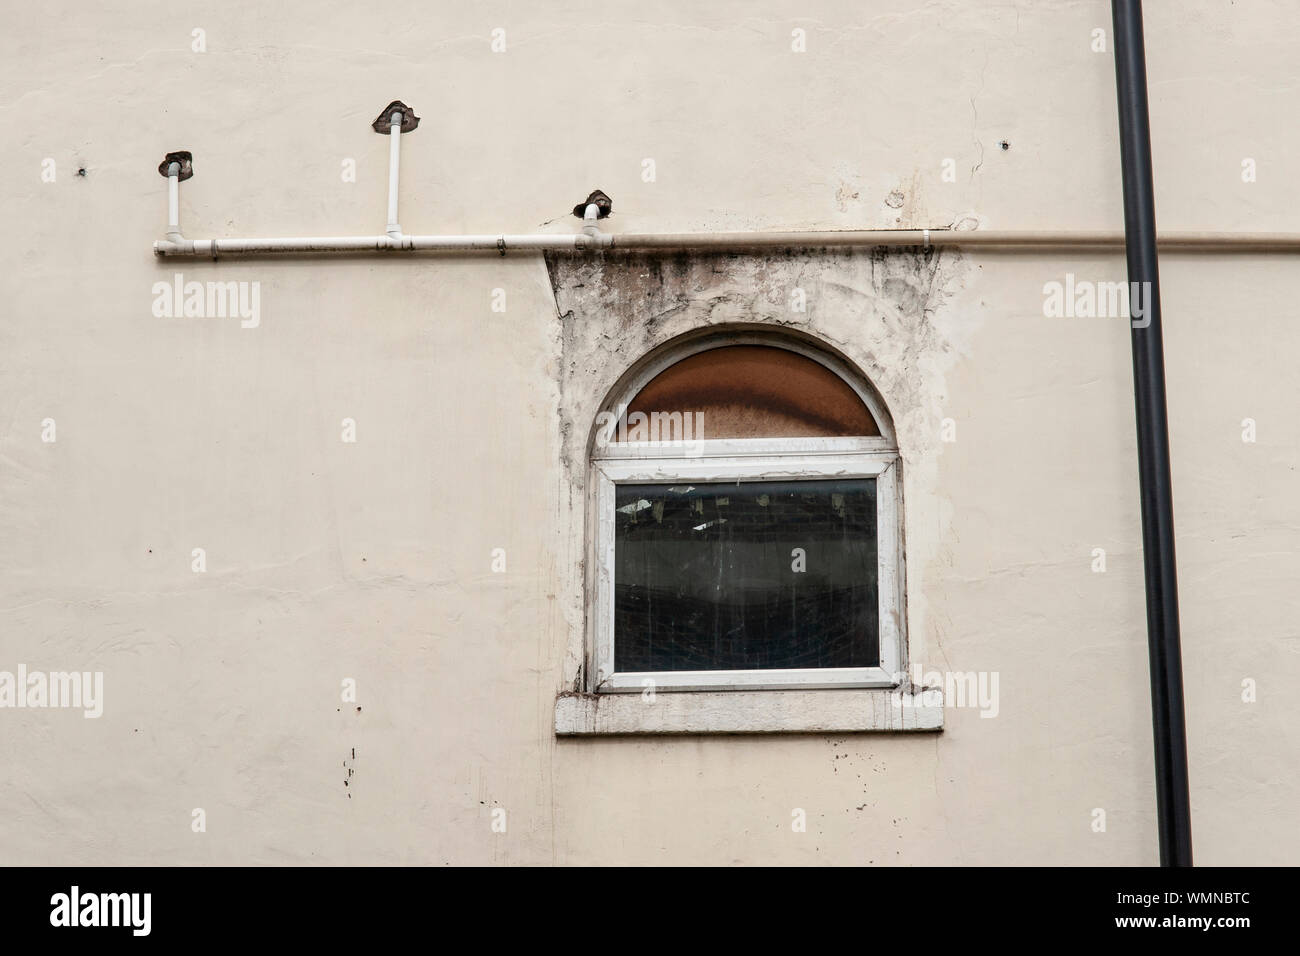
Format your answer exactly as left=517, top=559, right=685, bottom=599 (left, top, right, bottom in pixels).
left=1, top=0, right=1295, bottom=864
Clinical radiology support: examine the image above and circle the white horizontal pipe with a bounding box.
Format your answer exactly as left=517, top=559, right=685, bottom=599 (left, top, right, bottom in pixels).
left=155, top=234, right=604, bottom=257
left=153, top=228, right=1300, bottom=258
left=386, top=112, right=402, bottom=239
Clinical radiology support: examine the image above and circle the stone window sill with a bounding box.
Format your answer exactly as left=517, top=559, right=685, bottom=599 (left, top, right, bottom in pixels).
left=554, top=688, right=943, bottom=736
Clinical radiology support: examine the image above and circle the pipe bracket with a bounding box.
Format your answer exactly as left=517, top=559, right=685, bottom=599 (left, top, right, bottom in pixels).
left=157, top=151, right=194, bottom=181
left=572, top=189, right=612, bottom=219
left=372, top=101, right=420, bottom=133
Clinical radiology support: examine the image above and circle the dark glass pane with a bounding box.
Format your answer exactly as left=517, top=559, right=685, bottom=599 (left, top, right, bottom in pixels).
left=614, top=478, right=878, bottom=672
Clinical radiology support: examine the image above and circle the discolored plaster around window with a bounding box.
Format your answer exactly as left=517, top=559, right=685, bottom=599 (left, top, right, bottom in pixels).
left=545, top=247, right=970, bottom=479
left=544, top=246, right=972, bottom=735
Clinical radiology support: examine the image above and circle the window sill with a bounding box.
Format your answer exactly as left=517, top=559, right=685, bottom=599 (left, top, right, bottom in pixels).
left=554, top=688, right=943, bottom=736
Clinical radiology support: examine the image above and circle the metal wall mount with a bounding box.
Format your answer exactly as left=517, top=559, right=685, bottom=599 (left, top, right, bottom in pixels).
left=157, top=150, right=193, bottom=181
left=371, top=100, right=420, bottom=133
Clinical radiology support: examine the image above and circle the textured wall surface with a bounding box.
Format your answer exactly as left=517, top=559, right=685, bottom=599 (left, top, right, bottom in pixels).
left=1, top=1, right=1296, bottom=865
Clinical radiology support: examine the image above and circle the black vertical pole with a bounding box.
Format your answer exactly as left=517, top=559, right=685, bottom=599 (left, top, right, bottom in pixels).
left=1110, top=0, right=1193, bottom=866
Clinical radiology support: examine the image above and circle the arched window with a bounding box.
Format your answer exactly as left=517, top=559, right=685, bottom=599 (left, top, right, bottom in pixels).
left=589, top=333, right=903, bottom=693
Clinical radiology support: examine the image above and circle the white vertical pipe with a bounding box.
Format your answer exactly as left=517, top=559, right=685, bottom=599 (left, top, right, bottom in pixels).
left=386, top=111, right=403, bottom=239
left=582, top=202, right=600, bottom=237
left=166, top=161, right=181, bottom=241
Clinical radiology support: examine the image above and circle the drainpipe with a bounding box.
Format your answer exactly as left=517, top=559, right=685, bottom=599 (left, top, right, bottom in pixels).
left=1111, top=0, right=1193, bottom=867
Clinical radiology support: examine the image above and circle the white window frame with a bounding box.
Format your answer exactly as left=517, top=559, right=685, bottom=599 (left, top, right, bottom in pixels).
left=586, top=334, right=907, bottom=697
left=592, top=442, right=902, bottom=691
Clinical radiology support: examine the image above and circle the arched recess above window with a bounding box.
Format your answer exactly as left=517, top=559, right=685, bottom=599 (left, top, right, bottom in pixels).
left=620, top=345, right=879, bottom=440
left=592, top=332, right=897, bottom=454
